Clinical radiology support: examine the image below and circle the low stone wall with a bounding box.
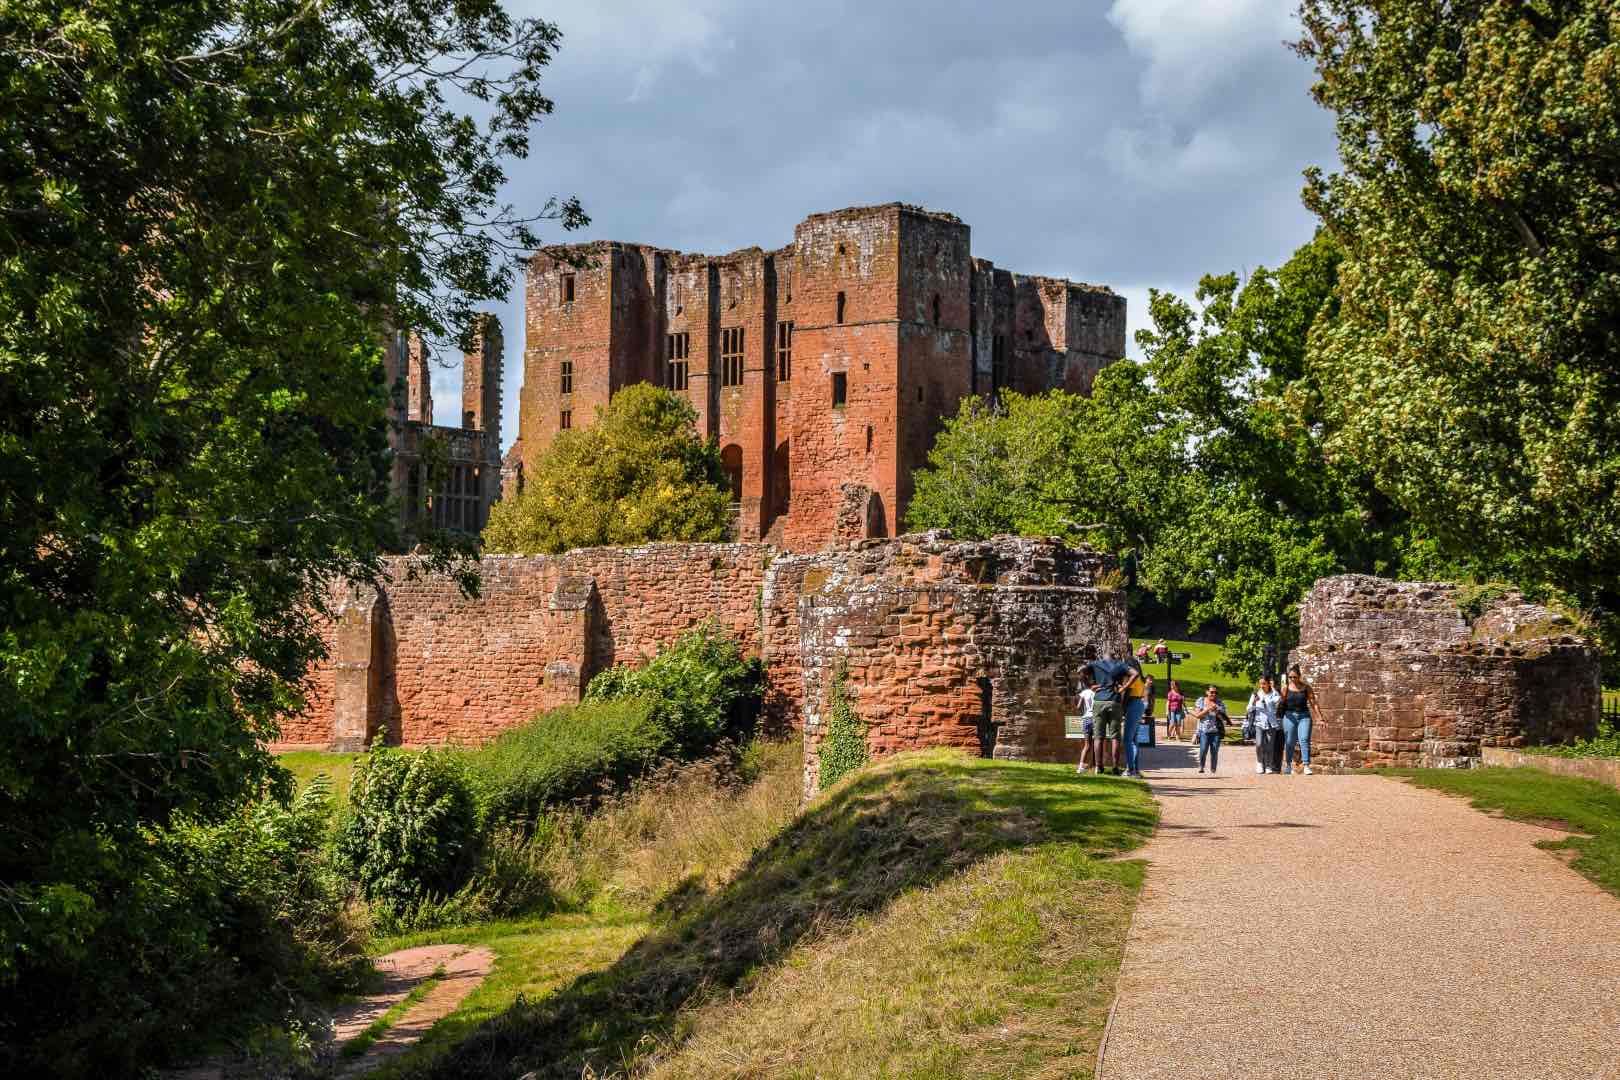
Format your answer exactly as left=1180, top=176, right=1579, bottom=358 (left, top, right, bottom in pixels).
left=793, top=534, right=1125, bottom=792
left=1480, top=748, right=1620, bottom=792
left=1293, top=576, right=1599, bottom=769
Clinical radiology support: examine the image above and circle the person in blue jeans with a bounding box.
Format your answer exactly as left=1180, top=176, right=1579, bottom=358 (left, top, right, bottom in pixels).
left=1191, top=685, right=1228, bottom=774
left=1119, top=659, right=1147, bottom=778
left=1084, top=658, right=1137, bottom=777
left=1280, top=664, right=1322, bottom=775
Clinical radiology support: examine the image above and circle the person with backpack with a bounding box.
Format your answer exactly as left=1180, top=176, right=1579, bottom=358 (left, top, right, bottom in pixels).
left=1247, top=676, right=1282, bottom=774
left=1191, top=685, right=1228, bottom=774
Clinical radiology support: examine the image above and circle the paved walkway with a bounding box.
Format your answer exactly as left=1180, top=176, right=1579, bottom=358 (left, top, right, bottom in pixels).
left=333, top=943, right=494, bottom=1076
left=1098, top=739, right=1620, bottom=1080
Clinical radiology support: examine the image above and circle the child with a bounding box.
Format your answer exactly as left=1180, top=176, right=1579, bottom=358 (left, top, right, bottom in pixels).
left=1075, top=673, right=1098, bottom=774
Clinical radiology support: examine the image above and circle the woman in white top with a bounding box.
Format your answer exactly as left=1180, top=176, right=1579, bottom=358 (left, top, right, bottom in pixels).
left=1247, top=676, right=1282, bottom=774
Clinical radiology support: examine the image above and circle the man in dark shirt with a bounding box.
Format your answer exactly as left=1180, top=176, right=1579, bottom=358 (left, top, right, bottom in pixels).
left=1085, top=659, right=1131, bottom=776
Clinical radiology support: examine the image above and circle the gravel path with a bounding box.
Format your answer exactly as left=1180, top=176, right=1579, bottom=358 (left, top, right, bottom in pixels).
left=1098, top=739, right=1620, bottom=1080
left=334, top=943, right=494, bottom=1076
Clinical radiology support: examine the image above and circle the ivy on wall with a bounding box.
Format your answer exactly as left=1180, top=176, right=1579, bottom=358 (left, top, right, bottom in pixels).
left=817, top=663, right=868, bottom=790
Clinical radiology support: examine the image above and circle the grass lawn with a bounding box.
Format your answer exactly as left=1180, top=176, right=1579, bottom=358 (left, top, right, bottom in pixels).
left=1131, top=637, right=1253, bottom=707
left=274, top=749, right=365, bottom=806
left=1383, top=766, right=1620, bottom=898
left=386, top=749, right=1158, bottom=1080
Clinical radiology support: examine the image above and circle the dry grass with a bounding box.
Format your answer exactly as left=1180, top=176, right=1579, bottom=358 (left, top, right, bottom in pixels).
left=541, top=738, right=804, bottom=912
left=412, top=748, right=1156, bottom=1080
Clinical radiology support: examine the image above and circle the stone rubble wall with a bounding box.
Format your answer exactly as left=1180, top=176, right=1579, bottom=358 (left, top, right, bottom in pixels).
left=791, top=533, right=1125, bottom=793
left=1292, top=575, right=1599, bottom=769
left=280, top=533, right=1127, bottom=785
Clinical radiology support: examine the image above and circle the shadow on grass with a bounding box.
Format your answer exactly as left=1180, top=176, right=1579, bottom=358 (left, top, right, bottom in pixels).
left=409, top=753, right=1156, bottom=1079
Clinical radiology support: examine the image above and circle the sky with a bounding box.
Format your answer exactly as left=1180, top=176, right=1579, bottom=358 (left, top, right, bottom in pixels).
left=430, top=0, right=1338, bottom=453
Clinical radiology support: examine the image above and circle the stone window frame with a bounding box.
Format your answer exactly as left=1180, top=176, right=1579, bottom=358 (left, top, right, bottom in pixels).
left=561, top=273, right=575, bottom=305
left=559, top=358, right=573, bottom=395
left=666, top=331, right=690, bottom=390
left=776, top=320, right=793, bottom=382
left=832, top=370, right=848, bottom=409
left=559, top=409, right=572, bottom=430
left=836, top=291, right=847, bottom=324
left=720, top=326, right=745, bottom=388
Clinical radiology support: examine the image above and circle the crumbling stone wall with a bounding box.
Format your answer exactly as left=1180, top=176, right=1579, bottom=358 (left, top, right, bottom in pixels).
left=281, top=543, right=776, bottom=747
left=1293, top=576, right=1599, bottom=769
left=792, top=533, right=1126, bottom=793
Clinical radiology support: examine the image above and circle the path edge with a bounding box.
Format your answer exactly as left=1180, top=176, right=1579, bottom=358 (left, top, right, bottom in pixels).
left=1095, top=849, right=1150, bottom=1078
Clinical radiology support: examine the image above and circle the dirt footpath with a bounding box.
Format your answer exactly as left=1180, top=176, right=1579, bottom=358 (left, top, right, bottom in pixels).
left=1098, top=741, right=1620, bottom=1080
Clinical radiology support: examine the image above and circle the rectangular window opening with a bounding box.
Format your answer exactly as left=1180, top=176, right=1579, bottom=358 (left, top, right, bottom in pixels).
left=561, top=273, right=576, bottom=304
left=836, top=291, right=847, bottom=324
left=559, top=409, right=572, bottom=430
left=560, top=358, right=573, bottom=395
left=991, top=334, right=1007, bottom=395
left=832, top=371, right=848, bottom=408
left=666, top=332, right=690, bottom=390
left=721, top=326, right=744, bottom=387
left=776, top=320, right=793, bottom=382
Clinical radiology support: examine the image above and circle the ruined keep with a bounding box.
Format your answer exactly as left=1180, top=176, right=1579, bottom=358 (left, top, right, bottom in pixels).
left=1292, top=576, right=1600, bottom=769
left=284, top=534, right=1127, bottom=788
left=511, top=203, right=1127, bottom=548
left=381, top=313, right=505, bottom=536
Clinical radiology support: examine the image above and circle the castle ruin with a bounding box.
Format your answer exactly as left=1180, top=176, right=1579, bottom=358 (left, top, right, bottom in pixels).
left=511, top=203, right=1127, bottom=548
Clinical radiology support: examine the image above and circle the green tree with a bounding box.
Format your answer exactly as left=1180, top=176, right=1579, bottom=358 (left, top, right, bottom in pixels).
left=0, top=1, right=580, bottom=1069
left=484, top=384, right=734, bottom=554
left=1295, top=0, right=1620, bottom=640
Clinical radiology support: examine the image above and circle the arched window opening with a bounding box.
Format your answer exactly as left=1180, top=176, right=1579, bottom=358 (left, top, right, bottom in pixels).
left=720, top=444, right=743, bottom=503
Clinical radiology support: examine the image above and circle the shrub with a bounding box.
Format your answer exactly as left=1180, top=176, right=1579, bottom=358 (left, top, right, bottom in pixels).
left=0, top=778, right=365, bottom=1077
left=1536, top=717, right=1620, bottom=760
left=585, top=621, right=765, bottom=757
left=464, top=697, right=671, bottom=829
left=334, top=749, right=481, bottom=919
left=817, top=666, right=868, bottom=790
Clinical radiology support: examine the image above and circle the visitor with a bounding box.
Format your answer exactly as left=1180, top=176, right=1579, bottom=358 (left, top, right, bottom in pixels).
left=1153, top=638, right=1168, bottom=663
left=1192, top=685, right=1228, bottom=774
left=1248, top=676, right=1282, bottom=774
left=1075, top=672, right=1097, bottom=774
left=1136, top=640, right=1151, bottom=662
left=1281, top=664, right=1322, bottom=775
left=1085, top=660, right=1126, bottom=776
left=1120, top=657, right=1148, bottom=779
left=1165, top=679, right=1186, bottom=741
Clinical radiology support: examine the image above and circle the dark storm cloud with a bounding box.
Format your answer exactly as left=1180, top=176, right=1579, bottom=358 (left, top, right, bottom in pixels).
left=428, top=1, right=1338, bottom=449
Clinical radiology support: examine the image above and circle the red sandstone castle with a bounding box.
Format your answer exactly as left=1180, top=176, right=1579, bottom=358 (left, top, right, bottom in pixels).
left=507, top=203, right=1127, bottom=549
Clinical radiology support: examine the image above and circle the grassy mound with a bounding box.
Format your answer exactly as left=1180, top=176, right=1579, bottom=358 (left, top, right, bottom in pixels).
left=404, top=748, right=1157, bottom=1079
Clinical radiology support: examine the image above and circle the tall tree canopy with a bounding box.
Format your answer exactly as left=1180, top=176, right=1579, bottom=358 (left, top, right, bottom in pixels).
left=1296, top=0, right=1620, bottom=628
left=484, top=384, right=734, bottom=554
left=909, top=233, right=1425, bottom=673
left=0, top=0, right=580, bottom=1061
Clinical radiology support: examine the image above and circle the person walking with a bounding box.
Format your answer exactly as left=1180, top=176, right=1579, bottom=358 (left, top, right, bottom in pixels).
left=1075, top=672, right=1098, bottom=774
left=1165, top=679, right=1186, bottom=741
left=1280, top=664, right=1322, bottom=775
left=1192, top=685, right=1228, bottom=774
left=1142, top=674, right=1157, bottom=746
left=1247, top=676, right=1282, bottom=774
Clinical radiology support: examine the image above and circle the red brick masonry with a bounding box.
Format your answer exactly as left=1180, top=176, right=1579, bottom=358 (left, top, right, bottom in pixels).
left=1292, top=575, right=1599, bottom=769
left=280, top=534, right=1127, bottom=791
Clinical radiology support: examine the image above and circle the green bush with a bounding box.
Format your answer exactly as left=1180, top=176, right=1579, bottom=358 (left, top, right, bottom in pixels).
left=334, top=749, right=481, bottom=919
left=585, top=621, right=764, bottom=756
left=1535, top=717, right=1620, bottom=760
left=0, top=778, right=365, bottom=1077
left=817, top=666, right=868, bottom=790
left=465, top=697, right=670, bottom=828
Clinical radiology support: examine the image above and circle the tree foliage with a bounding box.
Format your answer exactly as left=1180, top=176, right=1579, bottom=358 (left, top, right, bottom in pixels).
left=908, top=233, right=1424, bottom=675
left=484, top=384, right=734, bottom=554
left=0, top=0, right=578, bottom=1067
left=1296, top=0, right=1620, bottom=632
